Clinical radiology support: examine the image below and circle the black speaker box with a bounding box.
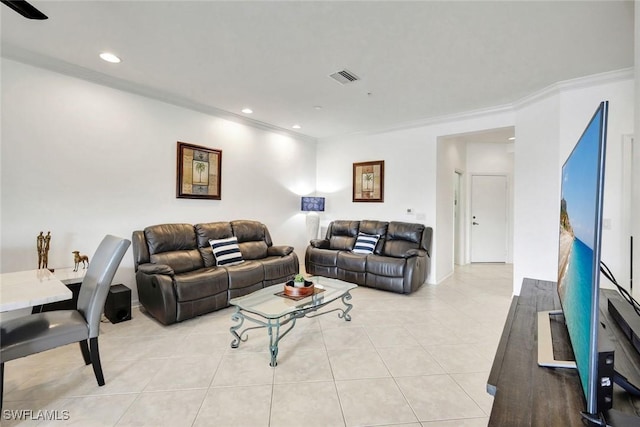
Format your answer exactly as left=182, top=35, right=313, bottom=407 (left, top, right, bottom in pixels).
left=104, top=284, right=131, bottom=324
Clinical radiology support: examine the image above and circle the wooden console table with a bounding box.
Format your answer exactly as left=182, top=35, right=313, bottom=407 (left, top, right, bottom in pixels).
left=487, top=278, right=640, bottom=426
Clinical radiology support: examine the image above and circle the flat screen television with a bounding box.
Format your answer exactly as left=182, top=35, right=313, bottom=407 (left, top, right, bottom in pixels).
left=538, top=101, right=640, bottom=424
left=556, top=101, right=612, bottom=416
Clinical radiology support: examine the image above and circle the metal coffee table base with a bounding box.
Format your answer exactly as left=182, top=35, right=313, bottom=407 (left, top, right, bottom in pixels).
left=230, top=292, right=353, bottom=366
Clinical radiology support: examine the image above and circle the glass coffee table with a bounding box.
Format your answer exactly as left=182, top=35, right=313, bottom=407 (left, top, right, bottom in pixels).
left=229, top=276, right=357, bottom=366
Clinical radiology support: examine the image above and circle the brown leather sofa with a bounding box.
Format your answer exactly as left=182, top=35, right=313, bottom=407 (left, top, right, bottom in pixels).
left=132, top=220, right=298, bottom=325
left=305, top=220, right=432, bottom=294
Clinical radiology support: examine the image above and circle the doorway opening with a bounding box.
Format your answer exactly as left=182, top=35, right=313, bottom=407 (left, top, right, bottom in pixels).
left=435, top=126, right=515, bottom=283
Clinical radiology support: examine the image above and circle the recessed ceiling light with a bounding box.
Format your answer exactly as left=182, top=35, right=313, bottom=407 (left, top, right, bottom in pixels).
left=241, top=108, right=253, bottom=114
left=99, top=52, right=121, bottom=63
left=508, top=137, right=516, bottom=141
left=292, top=124, right=301, bottom=129
left=313, top=106, right=323, bottom=110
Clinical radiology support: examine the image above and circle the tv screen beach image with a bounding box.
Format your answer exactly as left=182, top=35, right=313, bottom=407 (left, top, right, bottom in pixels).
left=557, top=106, right=604, bottom=399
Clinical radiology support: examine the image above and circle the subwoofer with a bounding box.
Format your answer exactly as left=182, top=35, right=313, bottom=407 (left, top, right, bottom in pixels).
left=104, top=284, right=131, bottom=323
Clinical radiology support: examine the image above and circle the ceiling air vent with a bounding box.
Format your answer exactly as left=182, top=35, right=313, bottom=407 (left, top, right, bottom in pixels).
left=329, top=69, right=360, bottom=85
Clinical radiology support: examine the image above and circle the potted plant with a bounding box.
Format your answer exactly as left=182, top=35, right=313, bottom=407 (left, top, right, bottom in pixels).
left=293, top=274, right=306, bottom=288
left=284, top=274, right=314, bottom=297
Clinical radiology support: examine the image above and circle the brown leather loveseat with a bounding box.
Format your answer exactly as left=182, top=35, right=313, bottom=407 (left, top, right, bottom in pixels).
left=132, top=220, right=298, bottom=325
left=305, top=220, right=432, bottom=294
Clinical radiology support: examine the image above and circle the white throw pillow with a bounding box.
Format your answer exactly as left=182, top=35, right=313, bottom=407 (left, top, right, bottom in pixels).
left=209, top=237, right=244, bottom=266
left=352, top=233, right=380, bottom=255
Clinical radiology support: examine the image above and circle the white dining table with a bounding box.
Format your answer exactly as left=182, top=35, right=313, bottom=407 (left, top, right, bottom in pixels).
left=0, top=269, right=73, bottom=313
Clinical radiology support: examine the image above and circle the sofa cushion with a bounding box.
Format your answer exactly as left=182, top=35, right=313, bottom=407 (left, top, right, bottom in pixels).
left=359, top=220, right=388, bottom=254
left=173, top=267, right=228, bottom=302
left=352, top=233, right=380, bottom=255
left=306, top=248, right=339, bottom=267
left=195, top=222, right=233, bottom=247
left=143, top=224, right=204, bottom=273
left=231, top=220, right=273, bottom=246
left=367, top=254, right=406, bottom=277
left=195, top=222, right=233, bottom=267
left=329, top=236, right=355, bottom=251
left=224, top=261, right=265, bottom=290
left=383, top=222, right=425, bottom=258
left=145, top=223, right=197, bottom=254
left=231, top=220, right=270, bottom=259
left=239, top=241, right=269, bottom=260
left=198, top=247, right=216, bottom=268
left=337, top=252, right=367, bottom=272
left=328, top=220, right=359, bottom=251
left=150, top=250, right=203, bottom=274
left=210, top=237, right=244, bottom=266
left=261, top=255, right=298, bottom=280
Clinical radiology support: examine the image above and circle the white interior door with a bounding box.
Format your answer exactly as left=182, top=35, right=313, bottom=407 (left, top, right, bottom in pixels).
left=470, top=174, right=507, bottom=262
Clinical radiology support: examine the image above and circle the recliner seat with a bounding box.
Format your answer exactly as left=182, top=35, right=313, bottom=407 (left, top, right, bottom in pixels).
left=133, top=220, right=298, bottom=325
left=305, top=220, right=432, bottom=294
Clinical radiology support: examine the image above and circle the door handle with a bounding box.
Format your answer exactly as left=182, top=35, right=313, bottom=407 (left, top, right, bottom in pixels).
left=472, top=222, right=479, bottom=225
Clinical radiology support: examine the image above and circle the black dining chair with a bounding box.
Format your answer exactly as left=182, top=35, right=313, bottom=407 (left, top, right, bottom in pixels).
left=0, top=235, right=131, bottom=407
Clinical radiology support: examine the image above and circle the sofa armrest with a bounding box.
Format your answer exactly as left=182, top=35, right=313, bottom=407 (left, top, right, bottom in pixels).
left=399, top=248, right=428, bottom=259
left=135, top=271, right=177, bottom=325
left=137, top=263, right=175, bottom=276
left=310, top=239, right=330, bottom=249
left=267, top=245, right=294, bottom=257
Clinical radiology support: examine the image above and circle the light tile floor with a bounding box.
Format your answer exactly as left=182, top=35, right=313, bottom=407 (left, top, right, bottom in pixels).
left=2, top=263, right=514, bottom=426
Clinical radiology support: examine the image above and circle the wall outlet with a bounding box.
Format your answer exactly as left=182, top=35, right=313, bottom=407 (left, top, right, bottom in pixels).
left=603, top=218, right=612, bottom=230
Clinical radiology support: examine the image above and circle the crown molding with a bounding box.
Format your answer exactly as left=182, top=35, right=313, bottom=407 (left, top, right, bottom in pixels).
left=319, top=67, right=634, bottom=143
left=319, top=103, right=516, bottom=143
left=513, top=67, right=634, bottom=110
left=2, top=44, right=631, bottom=145
left=1, top=45, right=318, bottom=144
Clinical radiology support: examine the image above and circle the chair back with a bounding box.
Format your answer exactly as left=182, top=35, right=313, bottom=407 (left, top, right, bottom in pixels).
left=77, top=235, right=131, bottom=337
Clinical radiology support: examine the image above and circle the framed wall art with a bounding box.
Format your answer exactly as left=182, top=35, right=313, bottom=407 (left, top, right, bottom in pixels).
left=353, top=160, right=384, bottom=202
left=176, top=141, right=222, bottom=199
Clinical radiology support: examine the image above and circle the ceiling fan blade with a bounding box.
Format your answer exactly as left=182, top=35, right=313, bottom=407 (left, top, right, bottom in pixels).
left=1, top=0, right=48, bottom=20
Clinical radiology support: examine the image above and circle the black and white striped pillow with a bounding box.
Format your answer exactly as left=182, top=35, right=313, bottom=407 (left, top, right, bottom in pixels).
left=209, top=237, right=244, bottom=266
left=352, top=233, right=380, bottom=255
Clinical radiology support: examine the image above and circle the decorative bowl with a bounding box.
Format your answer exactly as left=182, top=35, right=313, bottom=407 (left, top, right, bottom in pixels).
left=284, top=280, right=314, bottom=297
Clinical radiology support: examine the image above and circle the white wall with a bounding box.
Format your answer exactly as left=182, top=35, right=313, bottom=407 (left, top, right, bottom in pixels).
left=435, top=137, right=465, bottom=282
left=315, top=127, right=439, bottom=281
left=0, top=59, right=317, bottom=301
left=559, top=80, right=636, bottom=290
left=513, top=95, right=560, bottom=292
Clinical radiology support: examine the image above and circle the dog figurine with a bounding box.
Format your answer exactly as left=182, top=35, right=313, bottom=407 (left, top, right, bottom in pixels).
left=72, top=251, right=89, bottom=272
